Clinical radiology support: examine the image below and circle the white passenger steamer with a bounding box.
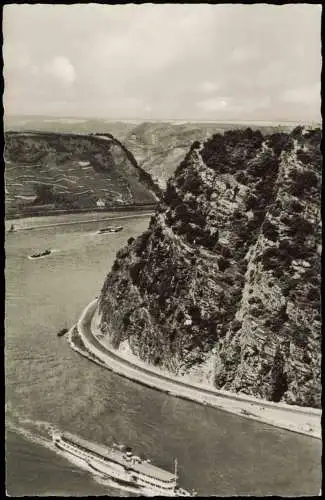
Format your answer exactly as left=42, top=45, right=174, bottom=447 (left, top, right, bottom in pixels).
left=52, top=431, right=192, bottom=496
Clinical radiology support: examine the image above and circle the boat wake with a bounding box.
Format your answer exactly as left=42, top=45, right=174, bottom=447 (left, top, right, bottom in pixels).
left=6, top=419, right=58, bottom=453
left=93, top=475, right=141, bottom=496
left=6, top=416, right=130, bottom=492
left=6, top=408, right=193, bottom=497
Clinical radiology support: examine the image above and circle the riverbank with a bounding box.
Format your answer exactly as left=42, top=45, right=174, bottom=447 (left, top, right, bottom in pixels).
left=5, top=203, right=157, bottom=222
left=70, top=300, right=321, bottom=440
left=5, top=210, right=154, bottom=232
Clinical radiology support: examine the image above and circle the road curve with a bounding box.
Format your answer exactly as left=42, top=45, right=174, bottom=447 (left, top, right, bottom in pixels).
left=73, top=299, right=321, bottom=440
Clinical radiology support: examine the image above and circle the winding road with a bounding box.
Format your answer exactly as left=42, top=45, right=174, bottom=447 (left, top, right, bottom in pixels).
left=73, top=300, right=321, bottom=440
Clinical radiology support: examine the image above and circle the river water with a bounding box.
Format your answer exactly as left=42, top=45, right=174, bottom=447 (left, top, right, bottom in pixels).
left=5, top=214, right=321, bottom=496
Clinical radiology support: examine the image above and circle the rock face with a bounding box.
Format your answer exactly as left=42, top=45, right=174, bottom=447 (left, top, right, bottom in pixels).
left=5, top=131, right=159, bottom=217
left=98, top=126, right=321, bottom=408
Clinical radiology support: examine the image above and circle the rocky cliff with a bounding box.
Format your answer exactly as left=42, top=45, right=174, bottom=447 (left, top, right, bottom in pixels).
left=97, top=126, right=321, bottom=408
left=5, top=131, right=158, bottom=217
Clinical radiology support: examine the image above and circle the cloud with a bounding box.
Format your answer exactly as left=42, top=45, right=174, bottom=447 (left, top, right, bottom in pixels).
left=199, top=81, right=220, bottom=93
left=91, top=5, right=217, bottom=77
left=196, top=97, right=230, bottom=112
left=2, top=4, right=321, bottom=121
left=281, top=83, right=320, bottom=105
left=230, top=46, right=259, bottom=63
left=3, top=42, right=32, bottom=72
left=45, top=56, right=76, bottom=85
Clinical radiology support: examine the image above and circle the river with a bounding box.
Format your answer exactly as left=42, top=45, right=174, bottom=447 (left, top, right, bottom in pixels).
left=5, top=214, right=321, bottom=496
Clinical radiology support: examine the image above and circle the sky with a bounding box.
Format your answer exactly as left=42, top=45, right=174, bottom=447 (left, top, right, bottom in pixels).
left=3, top=3, right=322, bottom=122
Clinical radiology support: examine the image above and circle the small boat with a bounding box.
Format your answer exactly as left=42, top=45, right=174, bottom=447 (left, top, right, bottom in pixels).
left=97, top=226, right=123, bottom=234
left=57, top=328, right=68, bottom=337
left=29, top=249, right=52, bottom=259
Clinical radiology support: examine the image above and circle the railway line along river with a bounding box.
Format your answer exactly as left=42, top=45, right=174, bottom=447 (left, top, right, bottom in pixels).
left=5, top=213, right=321, bottom=496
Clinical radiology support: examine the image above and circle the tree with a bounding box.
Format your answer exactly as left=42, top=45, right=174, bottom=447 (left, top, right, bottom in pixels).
left=34, top=183, right=54, bottom=203
left=262, top=220, right=279, bottom=242
left=270, top=347, right=288, bottom=402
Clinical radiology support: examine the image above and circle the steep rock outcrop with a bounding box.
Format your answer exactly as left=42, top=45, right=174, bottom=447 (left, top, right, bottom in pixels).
left=98, top=126, right=321, bottom=408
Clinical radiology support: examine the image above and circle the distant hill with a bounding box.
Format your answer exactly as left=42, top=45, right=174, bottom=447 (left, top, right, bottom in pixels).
left=4, top=115, right=136, bottom=139
left=4, top=131, right=159, bottom=218
left=4, top=117, right=305, bottom=192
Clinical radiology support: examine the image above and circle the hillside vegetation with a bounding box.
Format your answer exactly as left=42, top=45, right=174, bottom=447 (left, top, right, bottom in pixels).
left=97, top=126, right=321, bottom=408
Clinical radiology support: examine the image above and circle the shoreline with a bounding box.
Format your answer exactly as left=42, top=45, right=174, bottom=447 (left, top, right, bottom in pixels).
left=70, top=299, right=321, bottom=440
left=5, top=210, right=154, bottom=232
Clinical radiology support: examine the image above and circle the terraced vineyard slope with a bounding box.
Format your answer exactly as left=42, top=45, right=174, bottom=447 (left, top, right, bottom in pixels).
left=4, top=131, right=159, bottom=218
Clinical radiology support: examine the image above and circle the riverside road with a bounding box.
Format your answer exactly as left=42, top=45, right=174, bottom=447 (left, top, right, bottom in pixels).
left=75, top=300, right=321, bottom=440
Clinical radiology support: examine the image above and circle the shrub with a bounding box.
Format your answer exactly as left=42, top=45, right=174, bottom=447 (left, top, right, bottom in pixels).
left=297, top=149, right=312, bottom=165
left=271, top=206, right=281, bottom=217
left=273, top=268, right=283, bottom=278
left=245, top=194, right=258, bottom=211
left=247, top=215, right=263, bottom=234
left=270, top=347, right=288, bottom=402
left=184, top=174, right=202, bottom=195
left=223, top=275, right=234, bottom=286
left=191, top=140, right=201, bottom=150
left=295, top=326, right=310, bottom=348
left=189, top=305, right=202, bottom=324
left=136, top=231, right=150, bottom=255
left=218, top=257, right=231, bottom=272
left=301, top=386, right=321, bottom=409
left=281, top=284, right=290, bottom=297
left=233, top=209, right=244, bottom=221
left=307, top=286, right=319, bottom=302
left=280, top=214, right=291, bottom=225
left=112, top=259, right=120, bottom=271
left=164, top=182, right=178, bottom=204
left=261, top=246, right=291, bottom=271
left=251, top=308, right=263, bottom=318
left=291, top=126, right=304, bottom=138
left=288, top=169, right=319, bottom=197
left=165, top=211, right=173, bottom=226
left=201, top=231, right=219, bottom=250
left=236, top=171, right=249, bottom=184
left=129, top=262, right=144, bottom=283
left=219, top=245, right=232, bottom=259
left=122, top=311, right=132, bottom=327
left=278, top=238, right=308, bottom=260
left=262, top=220, right=279, bottom=242
left=232, top=319, right=242, bottom=332
left=278, top=305, right=289, bottom=323
left=289, top=200, right=304, bottom=213
left=286, top=216, right=313, bottom=238
left=177, top=310, right=185, bottom=322
left=268, top=132, right=293, bottom=156
left=127, top=237, right=135, bottom=245
left=201, top=134, right=228, bottom=170
left=154, top=356, right=161, bottom=366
